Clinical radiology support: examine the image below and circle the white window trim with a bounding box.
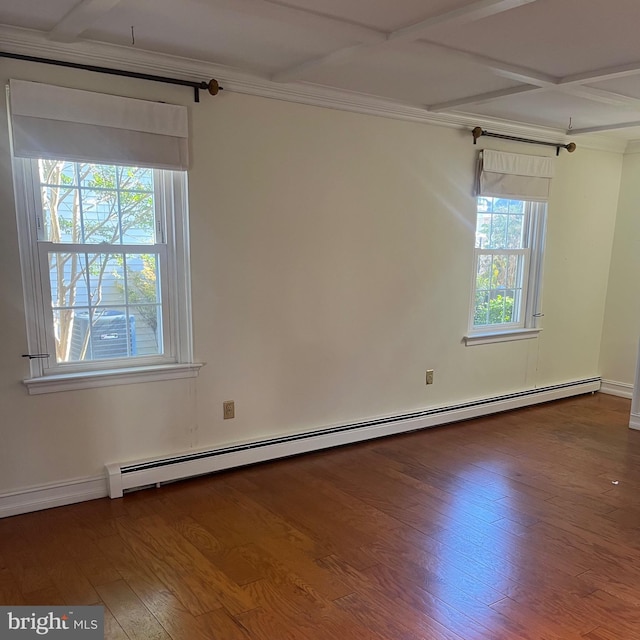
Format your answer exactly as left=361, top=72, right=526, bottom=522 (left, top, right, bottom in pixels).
left=23, top=363, right=203, bottom=394
left=465, top=200, right=546, bottom=346
left=13, top=158, right=201, bottom=393
left=464, top=327, right=542, bottom=346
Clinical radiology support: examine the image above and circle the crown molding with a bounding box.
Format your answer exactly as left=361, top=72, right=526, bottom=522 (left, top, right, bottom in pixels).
left=0, top=24, right=628, bottom=154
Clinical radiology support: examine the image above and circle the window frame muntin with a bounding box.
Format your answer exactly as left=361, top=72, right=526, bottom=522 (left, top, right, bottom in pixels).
left=37, top=242, right=172, bottom=373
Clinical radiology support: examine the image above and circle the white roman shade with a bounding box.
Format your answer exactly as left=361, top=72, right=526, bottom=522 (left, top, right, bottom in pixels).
left=8, top=79, right=189, bottom=170
left=476, top=149, right=555, bottom=202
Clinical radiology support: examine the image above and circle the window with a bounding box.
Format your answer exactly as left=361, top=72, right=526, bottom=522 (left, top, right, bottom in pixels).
left=467, top=196, right=546, bottom=344
left=9, top=79, right=199, bottom=392
left=14, top=158, right=197, bottom=391
left=466, top=149, right=553, bottom=345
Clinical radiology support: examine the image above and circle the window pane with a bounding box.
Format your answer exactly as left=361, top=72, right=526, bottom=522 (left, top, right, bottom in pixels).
left=40, top=184, right=78, bottom=243
left=504, top=254, right=522, bottom=290
left=126, top=254, right=160, bottom=305
left=474, top=291, right=490, bottom=326
left=48, top=252, right=90, bottom=308
left=477, top=197, right=491, bottom=213
left=476, top=254, right=492, bottom=291
left=48, top=250, right=163, bottom=362
left=506, top=214, right=525, bottom=249
left=488, top=214, right=507, bottom=249
left=503, top=290, right=516, bottom=323
left=508, top=200, right=524, bottom=214
left=39, top=160, right=76, bottom=187
left=129, top=305, right=163, bottom=356
left=491, top=255, right=507, bottom=289
left=118, top=165, right=153, bottom=190
left=121, top=191, right=155, bottom=244
left=81, top=188, right=120, bottom=243
left=80, top=163, right=116, bottom=188
left=87, top=253, right=126, bottom=307
left=475, top=213, right=492, bottom=249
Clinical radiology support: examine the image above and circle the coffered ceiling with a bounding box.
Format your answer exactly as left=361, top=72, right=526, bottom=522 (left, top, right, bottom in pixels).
left=3, top=0, right=640, bottom=142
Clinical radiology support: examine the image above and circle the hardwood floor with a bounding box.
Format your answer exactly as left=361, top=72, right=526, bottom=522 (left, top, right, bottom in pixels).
left=1, top=393, right=639, bottom=639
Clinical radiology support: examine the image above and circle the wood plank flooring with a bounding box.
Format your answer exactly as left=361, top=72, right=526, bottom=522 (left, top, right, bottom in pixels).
left=1, top=393, right=639, bottom=639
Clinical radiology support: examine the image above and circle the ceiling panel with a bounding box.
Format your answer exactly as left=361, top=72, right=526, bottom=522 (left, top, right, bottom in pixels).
left=274, top=0, right=473, bottom=32
left=0, top=0, right=78, bottom=31
left=302, top=42, right=520, bottom=106
left=84, top=0, right=360, bottom=74
left=464, top=91, right=640, bottom=130
left=587, top=77, right=640, bottom=101
left=427, top=0, right=640, bottom=78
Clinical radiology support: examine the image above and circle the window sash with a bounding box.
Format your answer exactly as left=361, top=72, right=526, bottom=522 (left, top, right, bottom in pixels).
left=36, top=243, right=172, bottom=372
left=471, top=248, right=530, bottom=330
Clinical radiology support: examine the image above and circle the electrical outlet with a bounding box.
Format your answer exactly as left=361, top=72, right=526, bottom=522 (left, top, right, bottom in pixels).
left=223, top=400, right=235, bottom=419
left=426, top=369, right=434, bottom=385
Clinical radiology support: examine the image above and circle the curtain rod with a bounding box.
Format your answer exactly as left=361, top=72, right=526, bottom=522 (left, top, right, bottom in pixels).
left=472, top=126, right=576, bottom=156
left=0, top=51, right=222, bottom=103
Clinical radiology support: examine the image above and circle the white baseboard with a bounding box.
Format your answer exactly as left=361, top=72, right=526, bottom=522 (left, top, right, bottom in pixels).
left=107, top=377, right=601, bottom=498
left=630, top=413, right=640, bottom=430
left=0, top=475, right=107, bottom=519
left=600, top=379, right=634, bottom=399
left=1, top=378, right=603, bottom=514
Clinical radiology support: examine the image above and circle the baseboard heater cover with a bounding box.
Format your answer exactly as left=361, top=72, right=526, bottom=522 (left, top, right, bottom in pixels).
left=106, top=377, right=601, bottom=497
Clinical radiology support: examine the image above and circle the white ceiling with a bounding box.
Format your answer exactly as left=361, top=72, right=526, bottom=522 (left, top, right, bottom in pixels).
left=3, top=0, right=640, bottom=141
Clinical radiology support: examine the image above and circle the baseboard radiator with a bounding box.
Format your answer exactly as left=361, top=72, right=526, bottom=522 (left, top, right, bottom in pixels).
left=106, top=377, right=601, bottom=498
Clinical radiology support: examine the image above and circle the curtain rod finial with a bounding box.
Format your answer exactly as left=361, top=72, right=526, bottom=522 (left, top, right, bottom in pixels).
left=472, top=126, right=484, bottom=144
left=566, top=142, right=577, bottom=153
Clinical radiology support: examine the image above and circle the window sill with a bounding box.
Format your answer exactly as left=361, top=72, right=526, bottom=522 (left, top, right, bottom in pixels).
left=464, top=327, right=542, bottom=346
left=23, top=363, right=204, bottom=395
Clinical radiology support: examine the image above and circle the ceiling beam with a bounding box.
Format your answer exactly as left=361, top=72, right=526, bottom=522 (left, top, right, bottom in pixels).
left=568, top=121, right=640, bottom=135
left=389, top=0, right=539, bottom=43
left=428, top=86, right=542, bottom=112
left=48, top=0, right=124, bottom=42
left=427, top=78, right=640, bottom=114
left=556, top=85, right=640, bottom=110
left=272, top=0, right=539, bottom=83
left=561, top=61, right=640, bottom=85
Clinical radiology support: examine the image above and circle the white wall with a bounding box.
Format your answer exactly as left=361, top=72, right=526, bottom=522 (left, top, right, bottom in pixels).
left=0, top=59, right=624, bottom=496
left=600, top=150, right=640, bottom=386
